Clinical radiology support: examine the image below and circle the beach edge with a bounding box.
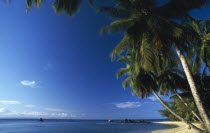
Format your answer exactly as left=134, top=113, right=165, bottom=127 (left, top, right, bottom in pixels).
left=151, top=121, right=202, bottom=133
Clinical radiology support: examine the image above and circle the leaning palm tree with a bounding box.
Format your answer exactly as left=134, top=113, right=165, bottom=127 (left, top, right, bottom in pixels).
left=98, top=0, right=210, bottom=131
left=157, top=66, right=204, bottom=125
left=184, top=19, right=210, bottom=73
left=173, top=89, right=204, bottom=124
left=116, top=48, right=205, bottom=132
left=152, top=50, right=205, bottom=125
left=159, top=96, right=200, bottom=121
left=181, top=19, right=210, bottom=123
left=160, top=71, right=210, bottom=122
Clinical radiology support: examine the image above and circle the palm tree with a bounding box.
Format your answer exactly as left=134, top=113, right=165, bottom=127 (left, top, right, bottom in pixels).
left=181, top=19, right=210, bottom=125
left=53, top=0, right=82, bottom=16
left=172, top=26, right=210, bottom=133
left=98, top=0, right=210, bottom=131
left=157, top=66, right=204, bottom=124
left=25, top=0, right=96, bottom=16
left=159, top=75, right=210, bottom=123
left=173, top=89, right=204, bottom=124
left=26, top=0, right=43, bottom=12
left=159, top=96, right=200, bottom=121
left=116, top=49, right=205, bottom=132
left=150, top=51, right=204, bottom=125
left=184, top=20, right=210, bottom=73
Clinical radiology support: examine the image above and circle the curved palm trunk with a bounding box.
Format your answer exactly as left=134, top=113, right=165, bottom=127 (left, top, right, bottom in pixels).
left=151, top=89, right=205, bottom=133
left=174, top=45, right=210, bottom=132
left=174, top=90, right=204, bottom=125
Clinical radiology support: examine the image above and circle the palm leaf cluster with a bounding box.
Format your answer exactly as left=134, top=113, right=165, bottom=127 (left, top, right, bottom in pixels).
left=26, top=0, right=87, bottom=16
left=26, top=0, right=43, bottom=12
left=98, top=0, right=210, bottom=132
left=159, top=90, right=210, bottom=121
left=98, top=0, right=197, bottom=94
left=184, top=20, right=210, bottom=73
left=6, top=0, right=210, bottom=132
left=159, top=34, right=210, bottom=122
left=159, top=98, right=198, bottom=121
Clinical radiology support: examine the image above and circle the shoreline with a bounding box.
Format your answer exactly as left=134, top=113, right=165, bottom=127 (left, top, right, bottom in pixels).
left=152, top=121, right=203, bottom=133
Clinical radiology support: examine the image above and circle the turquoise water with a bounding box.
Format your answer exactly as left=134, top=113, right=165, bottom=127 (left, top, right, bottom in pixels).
left=0, top=119, right=174, bottom=133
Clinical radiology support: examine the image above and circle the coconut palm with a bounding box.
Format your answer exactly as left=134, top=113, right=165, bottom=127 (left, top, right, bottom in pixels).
left=149, top=49, right=204, bottom=124
left=173, top=89, right=204, bottom=124
left=184, top=19, right=210, bottom=73
left=181, top=19, right=210, bottom=124
left=26, top=0, right=82, bottom=16
left=159, top=97, right=199, bottom=121
left=53, top=0, right=82, bottom=16
left=98, top=0, right=210, bottom=131
left=26, top=0, right=43, bottom=12
left=157, top=67, right=204, bottom=125
left=116, top=48, right=205, bottom=132
left=159, top=73, right=210, bottom=122
left=26, top=0, right=97, bottom=16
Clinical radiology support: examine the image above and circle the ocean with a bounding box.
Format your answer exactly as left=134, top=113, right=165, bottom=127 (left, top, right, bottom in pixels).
left=0, top=119, right=174, bottom=133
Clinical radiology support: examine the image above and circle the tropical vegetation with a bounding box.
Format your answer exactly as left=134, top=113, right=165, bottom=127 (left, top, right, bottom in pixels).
left=4, top=0, right=210, bottom=132
left=97, top=0, right=210, bottom=132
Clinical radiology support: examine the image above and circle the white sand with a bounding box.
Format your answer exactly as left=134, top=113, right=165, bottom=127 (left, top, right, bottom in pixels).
left=152, top=121, right=203, bottom=133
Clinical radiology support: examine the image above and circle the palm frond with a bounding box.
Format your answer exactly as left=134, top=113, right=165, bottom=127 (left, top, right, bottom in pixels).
left=53, top=0, right=81, bottom=16
left=26, top=0, right=43, bottom=12
left=123, top=76, right=133, bottom=89
left=156, top=0, right=210, bottom=18
left=100, top=18, right=137, bottom=34
left=116, top=68, right=130, bottom=79
left=110, top=35, right=132, bottom=60
left=96, top=7, right=130, bottom=18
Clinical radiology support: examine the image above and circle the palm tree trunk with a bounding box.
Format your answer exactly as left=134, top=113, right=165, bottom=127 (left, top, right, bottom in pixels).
left=174, top=45, right=210, bottom=132
left=174, top=90, right=204, bottom=125
left=151, top=89, right=205, bottom=133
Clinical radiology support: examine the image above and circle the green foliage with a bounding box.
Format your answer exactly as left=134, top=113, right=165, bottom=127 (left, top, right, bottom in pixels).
left=159, top=93, right=210, bottom=121
left=99, top=0, right=206, bottom=65
left=156, top=0, right=210, bottom=18
left=53, top=0, right=81, bottom=16
left=101, top=1, right=210, bottom=127
left=26, top=0, right=43, bottom=12
left=25, top=0, right=110, bottom=16
left=183, top=19, right=210, bottom=74
left=101, top=0, right=200, bottom=100
left=25, top=0, right=85, bottom=16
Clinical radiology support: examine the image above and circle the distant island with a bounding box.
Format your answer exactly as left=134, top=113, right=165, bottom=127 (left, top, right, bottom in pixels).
left=38, top=118, right=44, bottom=122
left=108, top=119, right=151, bottom=123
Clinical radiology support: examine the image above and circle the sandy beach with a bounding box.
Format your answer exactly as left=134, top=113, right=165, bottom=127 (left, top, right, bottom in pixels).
left=152, top=121, right=203, bottom=133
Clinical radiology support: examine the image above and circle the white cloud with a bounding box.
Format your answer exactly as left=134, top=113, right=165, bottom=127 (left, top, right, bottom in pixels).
left=113, top=102, right=142, bottom=109
left=0, top=100, right=21, bottom=105
left=0, top=108, right=18, bottom=115
left=20, top=111, right=74, bottom=118
left=24, top=105, right=36, bottom=108
left=148, top=96, right=157, bottom=101
left=21, top=111, right=47, bottom=116
left=0, top=108, right=76, bottom=118
left=0, top=108, right=10, bottom=113
left=20, top=80, right=36, bottom=88
left=45, top=108, right=65, bottom=112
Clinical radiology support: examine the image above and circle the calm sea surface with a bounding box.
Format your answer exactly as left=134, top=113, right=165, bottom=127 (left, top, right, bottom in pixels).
left=0, top=119, right=174, bottom=133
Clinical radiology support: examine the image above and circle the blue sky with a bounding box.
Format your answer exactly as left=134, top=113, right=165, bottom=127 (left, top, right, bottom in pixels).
left=0, top=1, right=209, bottom=119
